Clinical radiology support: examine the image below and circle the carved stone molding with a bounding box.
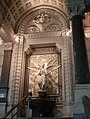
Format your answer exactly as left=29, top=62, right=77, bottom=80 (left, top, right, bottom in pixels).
left=15, top=7, right=69, bottom=34
left=24, top=12, right=61, bottom=33
left=24, top=31, right=62, bottom=39
left=1, top=0, right=67, bottom=32
left=25, top=43, right=61, bottom=55
left=25, top=26, right=40, bottom=33
left=45, top=24, right=61, bottom=32
left=11, top=39, right=24, bottom=104
left=34, top=12, right=51, bottom=24
left=62, top=36, right=73, bottom=103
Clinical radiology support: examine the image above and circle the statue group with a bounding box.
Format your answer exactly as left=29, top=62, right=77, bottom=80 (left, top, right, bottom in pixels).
left=27, top=59, right=61, bottom=95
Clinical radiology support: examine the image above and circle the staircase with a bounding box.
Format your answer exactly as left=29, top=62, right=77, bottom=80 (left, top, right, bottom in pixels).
left=14, top=117, right=73, bottom=119
left=1, top=92, right=73, bottom=119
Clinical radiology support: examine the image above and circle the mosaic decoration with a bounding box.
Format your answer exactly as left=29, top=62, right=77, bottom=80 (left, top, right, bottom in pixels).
left=28, top=54, right=60, bottom=96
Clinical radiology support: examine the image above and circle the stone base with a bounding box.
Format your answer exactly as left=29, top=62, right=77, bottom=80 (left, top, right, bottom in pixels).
left=73, top=84, right=90, bottom=118
left=27, top=108, right=32, bottom=118
left=63, top=104, right=73, bottom=117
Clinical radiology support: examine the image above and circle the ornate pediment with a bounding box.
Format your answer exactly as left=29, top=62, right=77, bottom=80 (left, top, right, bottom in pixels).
left=0, top=0, right=67, bottom=33
left=24, top=12, right=61, bottom=33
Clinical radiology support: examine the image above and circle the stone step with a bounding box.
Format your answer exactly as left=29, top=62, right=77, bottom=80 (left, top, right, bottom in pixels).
left=12, top=117, right=73, bottom=119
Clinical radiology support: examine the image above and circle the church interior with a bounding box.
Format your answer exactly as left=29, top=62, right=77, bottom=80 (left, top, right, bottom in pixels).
left=0, top=0, right=90, bottom=119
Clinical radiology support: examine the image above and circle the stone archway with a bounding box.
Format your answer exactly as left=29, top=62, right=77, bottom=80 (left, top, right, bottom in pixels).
left=14, top=6, right=69, bottom=34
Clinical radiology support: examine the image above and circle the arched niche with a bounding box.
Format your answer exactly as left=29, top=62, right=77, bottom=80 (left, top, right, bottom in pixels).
left=24, top=43, right=62, bottom=103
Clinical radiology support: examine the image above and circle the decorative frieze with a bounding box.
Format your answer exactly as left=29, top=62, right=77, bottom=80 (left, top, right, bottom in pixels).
left=31, top=47, right=58, bottom=55
left=10, top=37, right=24, bottom=104
left=2, top=0, right=67, bottom=32
left=24, top=31, right=62, bottom=39
left=62, top=35, right=74, bottom=117
left=24, top=12, right=62, bottom=33
left=62, top=36, right=73, bottom=104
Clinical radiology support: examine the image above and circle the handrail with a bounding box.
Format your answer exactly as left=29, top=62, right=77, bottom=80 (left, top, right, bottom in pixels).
left=1, top=92, right=32, bottom=119
left=11, top=98, right=28, bottom=119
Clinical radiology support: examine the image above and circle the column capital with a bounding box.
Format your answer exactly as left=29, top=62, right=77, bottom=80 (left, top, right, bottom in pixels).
left=67, top=0, right=86, bottom=18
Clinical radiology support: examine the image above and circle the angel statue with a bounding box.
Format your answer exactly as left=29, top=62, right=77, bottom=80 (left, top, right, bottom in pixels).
left=27, top=59, right=61, bottom=94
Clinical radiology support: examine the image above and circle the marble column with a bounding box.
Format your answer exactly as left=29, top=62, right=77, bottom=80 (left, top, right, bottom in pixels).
left=72, top=15, right=90, bottom=84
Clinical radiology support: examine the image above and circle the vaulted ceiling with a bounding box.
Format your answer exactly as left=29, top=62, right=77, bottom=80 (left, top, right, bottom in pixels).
left=0, top=0, right=69, bottom=42
left=0, top=0, right=68, bottom=33
left=0, top=0, right=90, bottom=42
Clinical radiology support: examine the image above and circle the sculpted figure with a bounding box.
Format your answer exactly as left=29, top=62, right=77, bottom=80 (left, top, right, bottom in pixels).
left=27, top=59, right=61, bottom=93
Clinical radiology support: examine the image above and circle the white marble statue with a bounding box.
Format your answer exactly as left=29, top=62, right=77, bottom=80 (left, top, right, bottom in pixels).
left=27, top=59, right=61, bottom=92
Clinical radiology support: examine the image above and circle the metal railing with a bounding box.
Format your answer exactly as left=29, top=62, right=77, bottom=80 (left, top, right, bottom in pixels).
left=1, top=92, right=32, bottom=119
